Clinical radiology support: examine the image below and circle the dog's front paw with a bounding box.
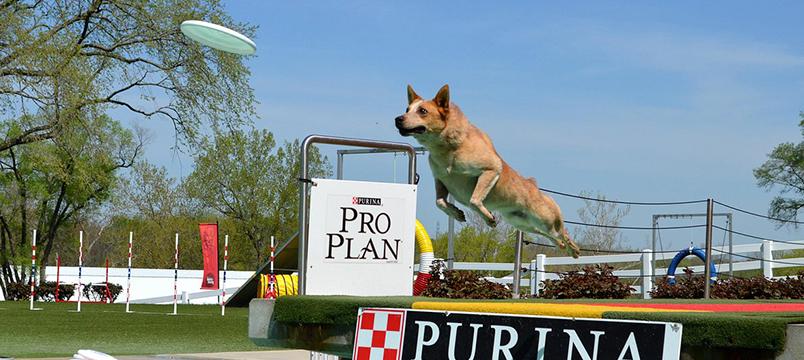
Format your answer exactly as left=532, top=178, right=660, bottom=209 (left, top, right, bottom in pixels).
left=485, top=215, right=497, bottom=228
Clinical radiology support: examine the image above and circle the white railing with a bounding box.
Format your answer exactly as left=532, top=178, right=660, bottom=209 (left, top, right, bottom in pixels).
left=445, top=239, right=804, bottom=299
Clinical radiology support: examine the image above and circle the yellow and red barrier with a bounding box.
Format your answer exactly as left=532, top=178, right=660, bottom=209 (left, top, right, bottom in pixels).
left=258, top=274, right=299, bottom=298
left=413, top=219, right=435, bottom=296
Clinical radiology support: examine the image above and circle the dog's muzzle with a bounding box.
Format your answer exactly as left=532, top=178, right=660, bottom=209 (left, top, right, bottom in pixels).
left=395, top=116, right=426, bottom=136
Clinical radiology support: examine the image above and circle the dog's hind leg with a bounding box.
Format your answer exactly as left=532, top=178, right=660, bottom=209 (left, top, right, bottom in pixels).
left=519, top=220, right=580, bottom=258
left=560, top=226, right=581, bottom=258
left=435, top=178, right=466, bottom=222
left=470, top=170, right=500, bottom=227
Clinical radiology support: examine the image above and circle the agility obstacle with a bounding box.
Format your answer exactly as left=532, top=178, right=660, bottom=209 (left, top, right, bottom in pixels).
left=171, top=232, right=179, bottom=315
left=29, top=229, right=41, bottom=311
left=666, top=246, right=718, bottom=285
left=221, top=234, right=229, bottom=316
left=126, top=231, right=133, bottom=313
left=76, top=231, right=83, bottom=312
left=412, top=219, right=434, bottom=296
left=23, top=227, right=238, bottom=315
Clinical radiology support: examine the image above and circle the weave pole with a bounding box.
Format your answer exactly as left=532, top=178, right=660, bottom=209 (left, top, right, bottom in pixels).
left=221, top=234, right=229, bottom=316
left=76, top=230, right=83, bottom=312
left=171, top=232, right=179, bottom=315
left=29, top=229, right=41, bottom=311
left=104, top=258, right=111, bottom=303
left=268, top=235, right=276, bottom=299
left=125, top=231, right=133, bottom=313
left=55, top=254, right=61, bottom=302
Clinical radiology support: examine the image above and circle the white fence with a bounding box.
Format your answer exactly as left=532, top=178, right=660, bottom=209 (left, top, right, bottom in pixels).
left=451, top=239, right=804, bottom=299
left=6, top=239, right=802, bottom=302
left=0, top=266, right=252, bottom=304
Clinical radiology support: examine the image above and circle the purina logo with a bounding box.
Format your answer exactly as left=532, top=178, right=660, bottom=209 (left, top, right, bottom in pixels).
left=352, top=196, right=382, bottom=206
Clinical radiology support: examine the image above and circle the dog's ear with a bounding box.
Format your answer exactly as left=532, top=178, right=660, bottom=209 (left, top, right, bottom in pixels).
left=407, top=85, right=422, bottom=105
left=434, top=84, right=450, bottom=109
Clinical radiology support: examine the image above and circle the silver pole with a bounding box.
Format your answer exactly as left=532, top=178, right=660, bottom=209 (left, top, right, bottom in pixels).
left=298, top=135, right=417, bottom=295
left=512, top=231, right=523, bottom=299
left=651, top=215, right=657, bottom=278
left=703, top=199, right=714, bottom=299
left=447, top=195, right=455, bottom=270
left=727, top=214, right=733, bottom=278
left=336, top=152, right=344, bottom=180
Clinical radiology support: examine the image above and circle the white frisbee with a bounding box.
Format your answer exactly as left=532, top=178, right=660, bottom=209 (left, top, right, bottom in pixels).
left=180, top=20, right=256, bottom=55
left=73, top=349, right=117, bottom=360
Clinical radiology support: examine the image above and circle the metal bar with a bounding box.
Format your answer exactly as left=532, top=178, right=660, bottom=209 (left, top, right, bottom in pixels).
left=512, top=231, right=523, bottom=299
left=652, top=213, right=732, bottom=218
left=447, top=195, right=455, bottom=270
left=337, top=147, right=426, bottom=155
left=336, top=153, right=344, bottom=180
left=727, top=213, right=733, bottom=278
left=704, top=199, right=714, bottom=299
left=299, top=135, right=417, bottom=295
left=651, top=215, right=657, bottom=279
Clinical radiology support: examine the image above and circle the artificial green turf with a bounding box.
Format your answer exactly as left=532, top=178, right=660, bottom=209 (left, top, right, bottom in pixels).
left=270, top=296, right=804, bottom=352
left=0, top=301, right=264, bottom=358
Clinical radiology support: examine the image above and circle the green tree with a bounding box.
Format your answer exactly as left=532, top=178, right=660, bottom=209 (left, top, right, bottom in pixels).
left=105, top=160, right=202, bottom=269
left=114, top=161, right=195, bottom=227
left=0, top=0, right=256, bottom=152
left=431, top=212, right=517, bottom=273
left=185, top=130, right=331, bottom=264
left=0, top=114, right=142, bottom=295
left=754, top=116, right=804, bottom=225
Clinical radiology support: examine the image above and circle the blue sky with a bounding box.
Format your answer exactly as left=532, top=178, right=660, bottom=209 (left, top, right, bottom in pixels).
left=135, top=1, right=804, bottom=251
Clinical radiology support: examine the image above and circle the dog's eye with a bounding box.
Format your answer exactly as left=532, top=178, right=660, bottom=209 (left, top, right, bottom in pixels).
left=418, top=107, right=428, bottom=115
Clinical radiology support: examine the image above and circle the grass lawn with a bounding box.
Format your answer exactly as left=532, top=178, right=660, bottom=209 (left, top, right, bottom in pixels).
left=0, top=301, right=264, bottom=358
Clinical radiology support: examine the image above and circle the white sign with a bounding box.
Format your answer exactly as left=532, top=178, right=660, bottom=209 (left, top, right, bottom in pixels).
left=306, top=179, right=417, bottom=296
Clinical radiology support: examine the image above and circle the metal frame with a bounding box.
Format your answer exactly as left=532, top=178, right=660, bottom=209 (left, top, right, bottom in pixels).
left=298, top=135, right=418, bottom=295
left=335, top=147, right=426, bottom=180
left=651, top=207, right=733, bottom=299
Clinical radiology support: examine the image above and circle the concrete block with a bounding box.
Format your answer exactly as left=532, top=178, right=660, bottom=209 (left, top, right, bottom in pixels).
left=249, top=298, right=275, bottom=340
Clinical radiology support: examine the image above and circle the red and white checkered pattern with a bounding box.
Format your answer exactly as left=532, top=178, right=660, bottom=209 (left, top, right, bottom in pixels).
left=353, top=309, right=405, bottom=360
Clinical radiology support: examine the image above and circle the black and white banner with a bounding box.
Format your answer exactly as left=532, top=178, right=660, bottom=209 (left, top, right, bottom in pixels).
left=353, top=308, right=682, bottom=360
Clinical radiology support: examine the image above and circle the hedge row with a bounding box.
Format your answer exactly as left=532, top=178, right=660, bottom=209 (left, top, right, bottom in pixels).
left=4, top=281, right=122, bottom=302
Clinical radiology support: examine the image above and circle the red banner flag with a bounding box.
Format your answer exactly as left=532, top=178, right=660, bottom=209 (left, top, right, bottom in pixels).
left=199, top=223, right=219, bottom=289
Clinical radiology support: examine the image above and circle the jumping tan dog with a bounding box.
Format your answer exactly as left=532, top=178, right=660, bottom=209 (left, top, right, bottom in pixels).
left=395, top=84, right=580, bottom=258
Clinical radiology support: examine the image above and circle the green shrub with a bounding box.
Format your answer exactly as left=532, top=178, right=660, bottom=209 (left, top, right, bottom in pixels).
left=82, top=282, right=123, bottom=303
left=36, top=281, right=75, bottom=302
left=4, top=281, right=30, bottom=301
left=539, top=264, right=635, bottom=299
left=651, top=268, right=804, bottom=299
left=422, top=260, right=512, bottom=299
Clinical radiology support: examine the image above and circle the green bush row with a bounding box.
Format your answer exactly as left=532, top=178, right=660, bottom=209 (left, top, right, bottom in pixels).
left=651, top=268, right=804, bottom=299
left=4, top=281, right=122, bottom=302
